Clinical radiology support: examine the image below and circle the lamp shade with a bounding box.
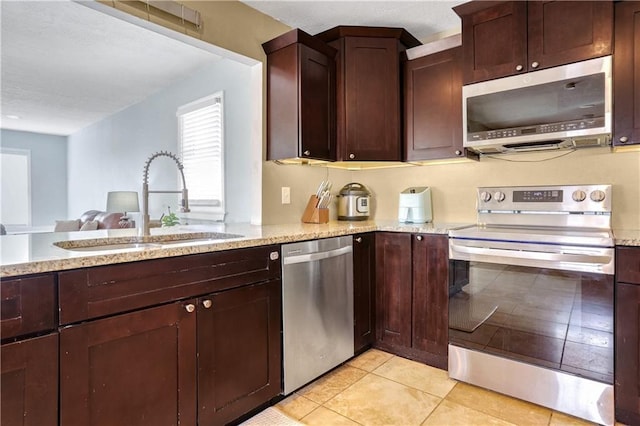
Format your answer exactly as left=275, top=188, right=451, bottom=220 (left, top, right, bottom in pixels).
left=106, top=191, right=140, bottom=213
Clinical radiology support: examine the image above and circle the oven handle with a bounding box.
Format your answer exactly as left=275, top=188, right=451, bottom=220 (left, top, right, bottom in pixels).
left=450, top=244, right=613, bottom=265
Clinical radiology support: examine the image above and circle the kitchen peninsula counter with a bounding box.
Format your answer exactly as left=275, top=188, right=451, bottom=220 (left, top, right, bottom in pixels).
left=0, top=220, right=470, bottom=277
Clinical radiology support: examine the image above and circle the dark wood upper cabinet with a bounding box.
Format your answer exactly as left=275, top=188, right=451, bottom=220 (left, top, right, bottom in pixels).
left=455, top=1, right=527, bottom=84
left=404, top=45, right=471, bottom=161
left=613, top=1, right=640, bottom=147
left=615, top=246, right=640, bottom=425
left=454, top=1, right=613, bottom=84
left=353, top=233, right=376, bottom=354
left=317, top=26, right=421, bottom=161
left=263, top=29, right=336, bottom=161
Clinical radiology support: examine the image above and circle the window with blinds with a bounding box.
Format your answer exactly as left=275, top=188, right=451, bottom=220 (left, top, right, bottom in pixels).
left=177, top=93, right=224, bottom=214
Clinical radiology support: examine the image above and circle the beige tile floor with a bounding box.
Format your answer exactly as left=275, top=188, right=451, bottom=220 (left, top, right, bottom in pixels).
left=273, top=349, right=623, bottom=426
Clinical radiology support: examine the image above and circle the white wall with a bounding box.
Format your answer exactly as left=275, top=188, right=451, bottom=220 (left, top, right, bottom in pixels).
left=67, top=58, right=253, bottom=223
left=0, top=129, right=67, bottom=226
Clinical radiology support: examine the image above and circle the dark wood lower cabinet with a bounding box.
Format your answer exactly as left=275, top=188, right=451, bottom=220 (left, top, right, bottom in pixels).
left=60, top=302, right=197, bottom=426
left=59, top=280, right=282, bottom=426
left=197, top=280, right=282, bottom=425
left=615, top=246, right=640, bottom=425
left=1, top=334, right=58, bottom=426
left=353, top=233, right=375, bottom=354
left=375, top=233, right=449, bottom=369
left=375, top=233, right=413, bottom=349
left=411, top=234, right=448, bottom=366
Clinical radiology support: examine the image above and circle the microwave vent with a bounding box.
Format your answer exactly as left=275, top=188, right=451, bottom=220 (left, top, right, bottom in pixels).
left=572, top=136, right=608, bottom=148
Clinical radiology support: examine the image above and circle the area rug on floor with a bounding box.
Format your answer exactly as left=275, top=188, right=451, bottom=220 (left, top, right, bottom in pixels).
left=240, top=407, right=303, bottom=426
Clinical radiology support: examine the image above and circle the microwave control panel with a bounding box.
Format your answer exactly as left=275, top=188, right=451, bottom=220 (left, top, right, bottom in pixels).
left=469, top=117, right=605, bottom=141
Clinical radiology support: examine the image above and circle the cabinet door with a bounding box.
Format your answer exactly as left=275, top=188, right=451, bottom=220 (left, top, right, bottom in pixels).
left=375, top=233, right=412, bottom=348
left=614, top=1, right=640, bottom=147
left=341, top=37, right=401, bottom=161
left=411, top=234, right=449, bottom=369
left=197, top=280, right=282, bottom=425
left=615, top=281, right=640, bottom=425
left=266, top=43, right=335, bottom=161
left=1, top=334, right=58, bottom=426
left=60, top=302, right=197, bottom=426
left=457, top=1, right=527, bottom=84
left=1, top=274, right=56, bottom=339
left=299, top=44, right=336, bottom=160
left=353, top=233, right=375, bottom=353
left=527, top=1, right=612, bottom=72
left=404, top=47, right=465, bottom=161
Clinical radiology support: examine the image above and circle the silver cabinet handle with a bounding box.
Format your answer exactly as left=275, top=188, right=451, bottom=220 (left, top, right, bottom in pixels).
left=349, top=153, right=355, bottom=159
left=283, top=245, right=353, bottom=265
left=202, top=299, right=212, bottom=309
left=355, top=237, right=362, bottom=243
left=455, top=150, right=462, bottom=156
left=416, top=235, right=423, bottom=241
left=451, top=244, right=612, bottom=266
left=303, top=150, right=311, bottom=156
left=185, top=303, right=195, bottom=313
left=515, top=64, right=523, bottom=71
left=531, top=61, right=539, bottom=69
left=620, top=136, right=629, bottom=143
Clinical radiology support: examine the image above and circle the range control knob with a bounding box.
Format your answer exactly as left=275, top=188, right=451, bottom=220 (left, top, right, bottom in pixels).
left=479, top=191, right=492, bottom=202
left=572, top=190, right=587, bottom=202
left=590, top=190, right=606, bottom=202
left=493, top=191, right=506, bottom=202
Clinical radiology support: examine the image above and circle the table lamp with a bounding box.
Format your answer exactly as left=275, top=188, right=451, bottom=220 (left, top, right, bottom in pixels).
left=106, top=191, right=140, bottom=227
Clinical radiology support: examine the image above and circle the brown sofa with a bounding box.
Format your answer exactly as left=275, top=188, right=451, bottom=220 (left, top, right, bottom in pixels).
left=80, top=210, right=134, bottom=229
left=54, top=210, right=134, bottom=232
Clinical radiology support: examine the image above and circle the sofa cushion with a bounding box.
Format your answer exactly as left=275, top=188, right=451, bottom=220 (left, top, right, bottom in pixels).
left=54, top=219, right=81, bottom=232
left=79, top=220, right=99, bottom=231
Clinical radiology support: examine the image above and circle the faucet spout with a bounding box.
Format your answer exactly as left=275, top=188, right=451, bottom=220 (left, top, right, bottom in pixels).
left=141, top=151, right=190, bottom=236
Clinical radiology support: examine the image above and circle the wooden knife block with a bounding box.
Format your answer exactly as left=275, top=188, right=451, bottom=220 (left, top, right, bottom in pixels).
left=301, top=195, right=329, bottom=224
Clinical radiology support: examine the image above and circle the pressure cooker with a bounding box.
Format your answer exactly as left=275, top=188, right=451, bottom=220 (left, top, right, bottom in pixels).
left=337, top=182, right=371, bottom=221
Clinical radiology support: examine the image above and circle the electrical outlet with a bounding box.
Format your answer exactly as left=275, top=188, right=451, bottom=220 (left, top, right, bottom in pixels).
left=281, top=187, right=291, bottom=204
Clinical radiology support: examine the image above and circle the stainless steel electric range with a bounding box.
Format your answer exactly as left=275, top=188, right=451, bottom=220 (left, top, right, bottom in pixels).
left=448, top=184, right=614, bottom=425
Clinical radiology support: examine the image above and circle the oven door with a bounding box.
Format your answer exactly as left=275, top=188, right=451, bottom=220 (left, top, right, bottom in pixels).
left=448, top=238, right=614, bottom=425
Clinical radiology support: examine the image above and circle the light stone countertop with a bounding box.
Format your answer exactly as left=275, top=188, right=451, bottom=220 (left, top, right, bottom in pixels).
left=613, top=229, right=640, bottom=248
left=3, top=222, right=636, bottom=278
left=0, top=220, right=471, bottom=278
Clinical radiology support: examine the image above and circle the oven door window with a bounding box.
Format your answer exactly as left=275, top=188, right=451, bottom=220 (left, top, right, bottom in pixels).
left=449, top=261, right=613, bottom=385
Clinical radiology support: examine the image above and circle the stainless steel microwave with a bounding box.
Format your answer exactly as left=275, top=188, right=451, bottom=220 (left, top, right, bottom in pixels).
left=462, top=56, right=612, bottom=154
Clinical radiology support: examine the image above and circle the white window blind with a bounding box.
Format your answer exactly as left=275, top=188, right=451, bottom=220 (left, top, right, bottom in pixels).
left=177, top=93, right=224, bottom=213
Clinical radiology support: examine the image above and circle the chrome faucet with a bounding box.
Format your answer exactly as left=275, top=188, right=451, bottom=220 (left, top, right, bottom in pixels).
left=142, top=151, right=190, bottom=236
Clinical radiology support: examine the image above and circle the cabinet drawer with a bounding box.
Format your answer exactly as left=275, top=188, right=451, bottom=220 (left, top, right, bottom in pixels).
left=59, top=245, right=281, bottom=324
left=1, top=274, right=57, bottom=340
left=617, top=247, right=640, bottom=284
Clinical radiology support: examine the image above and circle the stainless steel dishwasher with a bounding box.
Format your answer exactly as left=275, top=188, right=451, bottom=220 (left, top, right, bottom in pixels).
left=281, top=235, right=354, bottom=395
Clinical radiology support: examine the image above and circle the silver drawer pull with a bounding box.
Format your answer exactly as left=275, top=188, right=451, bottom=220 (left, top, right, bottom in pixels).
left=185, top=303, right=195, bottom=313
left=202, top=300, right=212, bottom=309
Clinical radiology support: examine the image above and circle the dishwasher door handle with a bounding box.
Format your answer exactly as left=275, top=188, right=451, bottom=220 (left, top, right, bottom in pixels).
left=283, top=245, right=352, bottom=265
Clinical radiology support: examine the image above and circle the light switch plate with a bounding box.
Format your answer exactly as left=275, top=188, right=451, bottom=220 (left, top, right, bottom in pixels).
left=281, top=187, right=291, bottom=204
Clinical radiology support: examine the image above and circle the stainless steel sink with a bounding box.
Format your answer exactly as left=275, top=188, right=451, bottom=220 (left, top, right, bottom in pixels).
left=54, top=232, right=243, bottom=252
